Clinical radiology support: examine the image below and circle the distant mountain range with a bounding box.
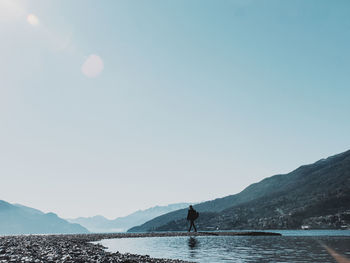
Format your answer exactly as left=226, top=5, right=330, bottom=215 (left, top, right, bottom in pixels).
left=3, top=150, right=349, bottom=234
left=0, top=201, right=89, bottom=235
left=129, top=149, right=350, bottom=232
left=67, top=203, right=191, bottom=233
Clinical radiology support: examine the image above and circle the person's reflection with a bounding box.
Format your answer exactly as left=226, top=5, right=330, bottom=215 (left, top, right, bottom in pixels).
left=188, top=237, right=200, bottom=258
left=188, top=237, right=198, bottom=249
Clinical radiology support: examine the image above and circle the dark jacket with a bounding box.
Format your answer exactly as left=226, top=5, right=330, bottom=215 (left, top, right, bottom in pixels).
left=187, top=208, right=198, bottom=221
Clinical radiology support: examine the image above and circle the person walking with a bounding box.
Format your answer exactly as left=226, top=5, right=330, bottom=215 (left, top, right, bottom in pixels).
left=187, top=205, right=199, bottom=232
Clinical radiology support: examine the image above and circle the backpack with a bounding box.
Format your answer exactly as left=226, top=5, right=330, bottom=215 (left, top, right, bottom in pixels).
left=194, top=211, right=199, bottom=220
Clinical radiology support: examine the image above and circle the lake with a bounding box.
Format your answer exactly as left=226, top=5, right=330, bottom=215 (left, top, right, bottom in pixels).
left=98, top=230, right=350, bottom=262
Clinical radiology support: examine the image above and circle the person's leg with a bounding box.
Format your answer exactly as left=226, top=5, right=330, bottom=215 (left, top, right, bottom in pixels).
left=188, top=221, right=192, bottom=232
left=189, top=221, right=196, bottom=232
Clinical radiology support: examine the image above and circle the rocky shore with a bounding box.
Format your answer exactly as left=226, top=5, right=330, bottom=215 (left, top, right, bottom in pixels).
left=0, top=231, right=281, bottom=263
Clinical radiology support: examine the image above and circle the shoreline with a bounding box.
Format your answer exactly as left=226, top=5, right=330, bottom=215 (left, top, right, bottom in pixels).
left=0, top=231, right=281, bottom=262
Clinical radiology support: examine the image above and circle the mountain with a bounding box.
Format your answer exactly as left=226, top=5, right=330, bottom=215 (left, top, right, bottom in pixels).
left=129, top=149, right=350, bottom=232
left=67, top=203, right=191, bottom=233
left=0, top=201, right=89, bottom=235
left=13, top=203, right=45, bottom=215
left=67, top=215, right=113, bottom=233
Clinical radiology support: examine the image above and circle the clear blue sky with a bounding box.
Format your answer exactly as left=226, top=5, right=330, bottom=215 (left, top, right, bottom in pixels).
left=1, top=0, right=349, bottom=219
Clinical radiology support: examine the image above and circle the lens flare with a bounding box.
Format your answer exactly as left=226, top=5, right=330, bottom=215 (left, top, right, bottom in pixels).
left=81, top=54, right=104, bottom=78
left=27, top=14, right=39, bottom=26
left=322, top=244, right=350, bottom=263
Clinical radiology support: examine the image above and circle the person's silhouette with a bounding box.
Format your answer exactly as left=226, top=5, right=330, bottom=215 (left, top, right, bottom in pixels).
left=187, top=205, right=198, bottom=232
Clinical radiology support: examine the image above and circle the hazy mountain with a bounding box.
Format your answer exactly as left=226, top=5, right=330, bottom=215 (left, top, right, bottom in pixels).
left=129, top=149, right=350, bottom=232
left=67, top=203, right=191, bottom=233
left=0, top=201, right=89, bottom=235
left=13, top=203, right=45, bottom=215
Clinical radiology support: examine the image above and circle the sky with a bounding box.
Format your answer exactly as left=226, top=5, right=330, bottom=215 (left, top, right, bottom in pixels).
left=1, top=0, right=349, bottom=219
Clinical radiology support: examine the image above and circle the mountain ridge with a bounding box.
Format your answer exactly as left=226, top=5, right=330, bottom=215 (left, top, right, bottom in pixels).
left=67, top=202, right=192, bottom=232
left=129, top=149, right=350, bottom=232
left=0, top=200, right=89, bottom=235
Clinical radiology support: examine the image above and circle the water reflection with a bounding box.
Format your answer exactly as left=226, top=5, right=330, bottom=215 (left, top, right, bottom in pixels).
left=98, top=231, right=350, bottom=263
left=188, top=237, right=199, bottom=259
left=188, top=237, right=199, bottom=249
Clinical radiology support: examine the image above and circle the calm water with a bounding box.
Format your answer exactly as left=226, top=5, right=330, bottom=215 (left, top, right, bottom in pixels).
left=98, top=230, right=350, bottom=263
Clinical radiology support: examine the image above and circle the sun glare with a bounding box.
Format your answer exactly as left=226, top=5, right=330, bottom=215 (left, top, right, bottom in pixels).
left=0, top=0, right=25, bottom=21
left=81, top=55, right=104, bottom=78
left=27, top=14, right=39, bottom=26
